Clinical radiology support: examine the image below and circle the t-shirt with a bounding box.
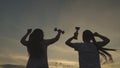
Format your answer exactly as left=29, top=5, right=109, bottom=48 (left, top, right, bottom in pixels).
left=73, top=43, right=101, bottom=68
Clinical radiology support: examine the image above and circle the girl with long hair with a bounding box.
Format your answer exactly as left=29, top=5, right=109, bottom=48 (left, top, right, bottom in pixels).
left=66, top=29, right=101, bottom=68
left=21, top=28, right=63, bottom=68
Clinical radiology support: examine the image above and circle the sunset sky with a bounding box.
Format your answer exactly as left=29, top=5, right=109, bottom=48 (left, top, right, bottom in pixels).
left=0, top=0, right=120, bottom=68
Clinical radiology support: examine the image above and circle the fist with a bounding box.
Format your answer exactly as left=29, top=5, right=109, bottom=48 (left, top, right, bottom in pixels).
left=73, top=32, right=78, bottom=39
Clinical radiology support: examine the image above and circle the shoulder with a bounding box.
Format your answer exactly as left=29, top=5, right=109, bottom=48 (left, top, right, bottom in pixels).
left=73, top=43, right=83, bottom=46
left=73, top=43, right=83, bottom=50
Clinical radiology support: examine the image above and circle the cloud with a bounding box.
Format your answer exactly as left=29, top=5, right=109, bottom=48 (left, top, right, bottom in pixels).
left=101, top=62, right=120, bottom=68
left=0, top=64, right=25, bottom=68
left=0, top=61, right=119, bottom=68
left=0, top=51, right=27, bottom=65
left=49, top=60, right=78, bottom=68
left=0, top=60, right=78, bottom=68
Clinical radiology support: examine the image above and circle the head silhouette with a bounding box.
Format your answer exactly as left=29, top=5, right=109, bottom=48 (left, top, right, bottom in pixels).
left=82, top=30, right=94, bottom=42
left=29, top=29, right=44, bottom=42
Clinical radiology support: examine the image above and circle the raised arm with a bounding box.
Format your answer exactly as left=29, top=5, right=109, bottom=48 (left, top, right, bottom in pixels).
left=93, top=32, right=110, bottom=47
left=66, top=27, right=80, bottom=48
left=65, top=36, right=76, bottom=48
left=20, top=29, right=32, bottom=46
left=45, top=29, right=63, bottom=45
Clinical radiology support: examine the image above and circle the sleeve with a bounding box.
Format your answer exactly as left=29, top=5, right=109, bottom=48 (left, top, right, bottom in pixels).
left=71, top=43, right=82, bottom=51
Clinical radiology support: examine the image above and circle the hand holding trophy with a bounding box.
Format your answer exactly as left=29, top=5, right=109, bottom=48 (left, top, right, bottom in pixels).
left=74, top=27, right=80, bottom=39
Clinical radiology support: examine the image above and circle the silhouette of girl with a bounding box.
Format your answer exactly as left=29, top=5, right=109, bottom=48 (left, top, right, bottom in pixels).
left=21, top=28, right=63, bottom=68
left=65, top=28, right=109, bottom=68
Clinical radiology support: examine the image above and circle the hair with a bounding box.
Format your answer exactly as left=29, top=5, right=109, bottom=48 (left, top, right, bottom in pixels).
left=27, top=29, right=44, bottom=57
left=29, top=28, right=44, bottom=43
left=82, top=30, right=94, bottom=42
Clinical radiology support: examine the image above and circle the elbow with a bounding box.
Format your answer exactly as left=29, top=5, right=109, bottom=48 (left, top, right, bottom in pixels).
left=65, top=41, right=70, bottom=45
left=65, top=41, right=68, bottom=45
left=106, top=39, right=110, bottom=44
left=20, top=40, right=26, bottom=45
left=104, top=39, right=110, bottom=45
left=20, top=39, right=22, bottom=43
left=20, top=40, right=24, bottom=44
left=65, top=41, right=74, bottom=48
